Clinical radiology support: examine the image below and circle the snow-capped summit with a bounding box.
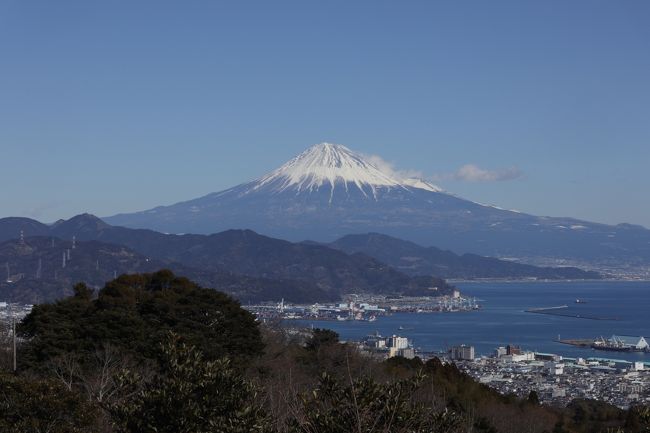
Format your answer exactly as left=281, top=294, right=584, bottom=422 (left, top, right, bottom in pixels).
left=246, top=142, right=442, bottom=200
left=250, top=143, right=403, bottom=195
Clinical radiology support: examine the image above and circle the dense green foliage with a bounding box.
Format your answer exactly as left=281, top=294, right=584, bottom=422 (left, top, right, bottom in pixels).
left=19, top=270, right=263, bottom=369
left=109, top=333, right=271, bottom=433
left=0, top=372, right=96, bottom=433
left=304, top=328, right=340, bottom=351
left=288, top=371, right=463, bottom=433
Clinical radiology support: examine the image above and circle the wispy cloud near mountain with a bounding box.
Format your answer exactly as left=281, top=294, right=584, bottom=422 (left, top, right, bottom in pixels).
left=362, top=154, right=425, bottom=181
left=430, top=164, right=523, bottom=183
left=451, top=164, right=523, bottom=182
left=364, top=154, right=523, bottom=184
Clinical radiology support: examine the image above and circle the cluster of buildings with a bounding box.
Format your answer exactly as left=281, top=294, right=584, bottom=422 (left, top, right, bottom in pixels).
left=350, top=292, right=480, bottom=313
left=449, top=343, right=650, bottom=409
left=249, top=299, right=386, bottom=322
left=513, top=256, right=650, bottom=280
left=360, top=332, right=416, bottom=359
left=246, top=292, right=481, bottom=322
left=0, top=302, right=32, bottom=323
left=355, top=336, right=650, bottom=408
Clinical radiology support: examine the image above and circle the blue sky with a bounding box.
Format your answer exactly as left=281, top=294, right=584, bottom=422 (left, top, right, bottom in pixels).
left=1, top=0, right=649, bottom=226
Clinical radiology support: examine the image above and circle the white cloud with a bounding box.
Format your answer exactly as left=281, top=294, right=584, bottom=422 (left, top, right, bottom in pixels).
left=363, top=154, right=424, bottom=181
left=363, top=153, right=522, bottom=185
left=435, top=164, right=523, bottom=183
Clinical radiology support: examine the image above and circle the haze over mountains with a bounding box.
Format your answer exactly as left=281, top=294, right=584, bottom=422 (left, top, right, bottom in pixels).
left=105, top=143, right=650, bottom=268
left=0, top=234, right=344, bottom=304
left=0, top=213, right=602, bottom=304
left=0, top=215, right=454, bottom=303
left=328, top=233, right=602, bottom=280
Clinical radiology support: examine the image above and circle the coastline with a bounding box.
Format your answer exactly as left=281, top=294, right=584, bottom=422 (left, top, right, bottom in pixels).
left=448, top=277, right=650, bottom=284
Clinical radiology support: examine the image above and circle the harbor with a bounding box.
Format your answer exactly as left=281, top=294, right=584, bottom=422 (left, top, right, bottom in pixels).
left=292, top=281, right=650, bottom=363
left=245, top=292, right=481, bottom=322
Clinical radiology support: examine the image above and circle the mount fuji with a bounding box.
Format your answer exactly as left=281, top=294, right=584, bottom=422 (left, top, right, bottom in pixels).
left=106, top=143, right=650, bottom=267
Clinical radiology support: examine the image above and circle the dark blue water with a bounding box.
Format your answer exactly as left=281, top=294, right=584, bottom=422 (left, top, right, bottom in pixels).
left=294, top=281, right=650, bottom=362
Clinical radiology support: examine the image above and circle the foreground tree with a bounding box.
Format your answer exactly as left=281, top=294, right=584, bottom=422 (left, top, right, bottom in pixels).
left=109, top=333, right=271, bottom=433
left=0, top=372, right=98, bottom=433
left=287, top=370, right=464, bottom=433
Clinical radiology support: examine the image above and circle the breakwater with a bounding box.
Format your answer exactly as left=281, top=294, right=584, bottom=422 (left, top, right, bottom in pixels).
left=525, top=306, right=619, bottom=321
left=558, top=338, right=594, bottom=347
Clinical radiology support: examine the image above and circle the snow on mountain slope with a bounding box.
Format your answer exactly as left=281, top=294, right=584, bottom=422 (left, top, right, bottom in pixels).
left=244, top=143, right=438, bottom=201
left=401, top=177, right=443, bottom=193
left=237, top=143, right=442, bottom=202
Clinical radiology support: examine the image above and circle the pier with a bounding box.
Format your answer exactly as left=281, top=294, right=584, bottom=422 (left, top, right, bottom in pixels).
left=526, top=305, right=568, bottom=312
left=558, top=338, right=595, bottom=348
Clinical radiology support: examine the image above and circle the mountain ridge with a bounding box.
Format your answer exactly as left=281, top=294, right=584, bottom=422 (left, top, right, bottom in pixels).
left=0, top=214, right=603, bottom=284
left=328, top=233, right=603, bottom=280
left=0, top=215, right=455, bottom=303
left=0, top=235, right=361, bottom=304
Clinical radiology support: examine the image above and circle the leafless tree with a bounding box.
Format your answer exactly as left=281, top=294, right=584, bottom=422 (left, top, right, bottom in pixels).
left=79, top=345, right=128, bottom=404
left=48, top=352, right=81, bottom=391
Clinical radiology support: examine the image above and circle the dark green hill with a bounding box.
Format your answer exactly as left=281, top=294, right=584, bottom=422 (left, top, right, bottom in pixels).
left=26, top=214, right=453, bottom=297
left=149, top=229, right=451, bottom=296
left=0, top=237, right=332, bottom=304
left=18, top=270, right=264, bottom=368
left=0, top=217, right=49, bottom=241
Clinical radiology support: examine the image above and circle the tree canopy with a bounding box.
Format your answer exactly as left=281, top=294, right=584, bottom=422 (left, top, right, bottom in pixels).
left=109, top=333, right=271, bottom=433
left=19, top=270, right=264, bottom=370
left=0, top=372, right=97, bottom=433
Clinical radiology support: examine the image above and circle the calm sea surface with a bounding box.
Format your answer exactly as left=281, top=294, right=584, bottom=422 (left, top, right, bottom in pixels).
left=293, top=281, right=650, bottom=362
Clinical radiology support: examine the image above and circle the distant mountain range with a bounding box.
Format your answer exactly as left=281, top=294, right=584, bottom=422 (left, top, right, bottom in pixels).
left=328, top=233, right=602, bottom=280
left=0, top=214, right=602, bottom=304
left=0, top=215, right=454, bottom=304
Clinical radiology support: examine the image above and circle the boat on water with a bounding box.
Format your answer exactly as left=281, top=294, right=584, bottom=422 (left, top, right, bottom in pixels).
left=592, top=335, right=649, bottom=353
left=592, top=344, right=648, bottom=353
left=575, top=299, right=588, bottom=304
left=398, top=325, right=414, bottom=331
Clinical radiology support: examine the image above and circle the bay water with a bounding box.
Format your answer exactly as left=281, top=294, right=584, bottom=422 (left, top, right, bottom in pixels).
left=294, top=281, right=650, bottom=361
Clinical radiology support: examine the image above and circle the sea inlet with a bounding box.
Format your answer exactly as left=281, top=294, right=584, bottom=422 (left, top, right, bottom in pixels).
left=293, top=280, right=650, bottom=362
